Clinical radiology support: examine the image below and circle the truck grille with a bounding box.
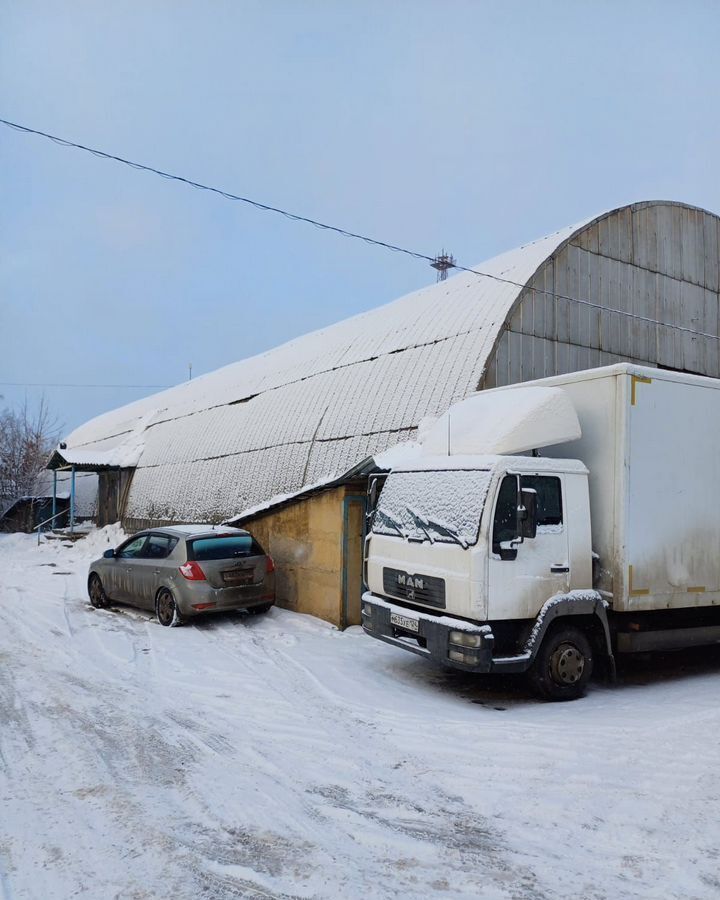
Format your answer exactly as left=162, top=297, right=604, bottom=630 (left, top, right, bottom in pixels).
left=382, top=568, right=446, bottom=608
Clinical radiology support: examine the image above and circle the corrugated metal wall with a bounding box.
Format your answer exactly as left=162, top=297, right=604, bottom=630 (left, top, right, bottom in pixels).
left=482, top=202, right=720, bottom=387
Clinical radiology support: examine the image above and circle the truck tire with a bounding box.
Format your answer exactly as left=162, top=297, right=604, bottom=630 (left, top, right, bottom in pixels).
left=528, top=624, right=593, bottom=701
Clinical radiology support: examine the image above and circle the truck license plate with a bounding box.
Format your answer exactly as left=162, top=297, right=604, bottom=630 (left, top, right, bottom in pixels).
left=390, top=612, right=419, bottom=633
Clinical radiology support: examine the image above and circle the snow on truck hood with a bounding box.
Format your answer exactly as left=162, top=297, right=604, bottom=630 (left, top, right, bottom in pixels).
left=420, top=386, right=582, bottom=457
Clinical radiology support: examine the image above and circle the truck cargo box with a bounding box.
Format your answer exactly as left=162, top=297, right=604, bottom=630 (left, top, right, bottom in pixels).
left=523, top=364, right=720, bottom=613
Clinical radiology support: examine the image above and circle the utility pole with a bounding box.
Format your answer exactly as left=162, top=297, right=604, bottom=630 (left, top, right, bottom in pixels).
left=188, top=363, right=193, bottom=381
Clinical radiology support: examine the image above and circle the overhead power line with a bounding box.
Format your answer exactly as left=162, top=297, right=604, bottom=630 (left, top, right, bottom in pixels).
left=0, top=117, right=432, bottom=265
left=2, top=116, right=719, bottom=343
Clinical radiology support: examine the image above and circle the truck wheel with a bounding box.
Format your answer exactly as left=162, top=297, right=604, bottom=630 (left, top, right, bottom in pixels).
left=528, top=624, right=593, bottom=701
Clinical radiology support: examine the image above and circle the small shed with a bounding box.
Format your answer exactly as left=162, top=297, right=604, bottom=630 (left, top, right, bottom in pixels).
left=228, top=458, right=381, bottom=629
left=0, top=495, right=66, bottom=533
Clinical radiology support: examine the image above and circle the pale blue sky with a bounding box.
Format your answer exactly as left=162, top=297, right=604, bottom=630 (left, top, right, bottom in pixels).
left=2, top=0, right=719, bottom=434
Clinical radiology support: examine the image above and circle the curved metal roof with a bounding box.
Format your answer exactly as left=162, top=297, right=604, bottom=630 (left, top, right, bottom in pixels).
left=59, top=201, right=715, bottom=524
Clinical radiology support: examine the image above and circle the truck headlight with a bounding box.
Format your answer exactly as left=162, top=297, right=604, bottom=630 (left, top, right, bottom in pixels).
left=449, top=630, right=483, bottom=648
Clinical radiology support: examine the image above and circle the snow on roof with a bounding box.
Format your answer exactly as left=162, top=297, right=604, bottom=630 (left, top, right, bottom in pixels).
left=56, top=214, right=597, bottom=523
left=49, top=410, right=154, bottom=470
left=49, top=446, right=143, bottom=469
left=391, top=453, right=589, bottom=475
left=161, top=524, right=247, bottom=535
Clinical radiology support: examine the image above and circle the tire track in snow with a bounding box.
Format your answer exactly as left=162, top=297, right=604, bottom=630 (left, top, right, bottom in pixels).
left=0, top=556, right=210, bottom=899
left=0, top=541, right=548, bottom=898
left=180, top=616, right=546, bottom=899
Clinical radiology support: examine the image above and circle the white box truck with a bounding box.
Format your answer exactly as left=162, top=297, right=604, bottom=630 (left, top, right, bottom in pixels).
left=361, top=364, right=720, bottom=700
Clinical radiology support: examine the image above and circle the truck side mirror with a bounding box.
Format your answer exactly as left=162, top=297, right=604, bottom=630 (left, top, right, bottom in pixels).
left=368, top=477, right=378, bottom=511
left=518, top=488, right=538, bottom=540
left=367, top=474, right=387, bottom=526
left=366, top=477, right=379, bottom=529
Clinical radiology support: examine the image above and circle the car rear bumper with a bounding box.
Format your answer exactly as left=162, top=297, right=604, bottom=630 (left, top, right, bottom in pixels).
left=361, top=592, right=496, bottom=672
left=174, top=579, right=275, bottom=616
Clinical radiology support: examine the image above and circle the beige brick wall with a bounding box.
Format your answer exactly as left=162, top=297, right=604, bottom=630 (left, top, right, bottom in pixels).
left=243, top=486, right=359, bottom=628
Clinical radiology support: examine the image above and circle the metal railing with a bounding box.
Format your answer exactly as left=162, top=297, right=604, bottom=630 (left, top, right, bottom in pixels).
left=33, top=509, right=70, bottom=545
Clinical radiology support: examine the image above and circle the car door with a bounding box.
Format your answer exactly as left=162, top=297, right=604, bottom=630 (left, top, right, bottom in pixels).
left=132, top=533, right=178, bottom=610
left=114, top=535, right=149, bottom=605
left=487, top=473, right=570, bottom=620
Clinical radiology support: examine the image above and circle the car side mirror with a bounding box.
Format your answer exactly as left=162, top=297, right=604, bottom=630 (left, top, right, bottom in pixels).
left=518, top=488, right=537, bottom=540
left=103, top=549, right=116, bottom=559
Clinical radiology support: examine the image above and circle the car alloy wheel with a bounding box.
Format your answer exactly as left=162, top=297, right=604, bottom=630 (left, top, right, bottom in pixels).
left=88, top=574, right=107, bottom=609
left=156, top=589, right=182, bottom=627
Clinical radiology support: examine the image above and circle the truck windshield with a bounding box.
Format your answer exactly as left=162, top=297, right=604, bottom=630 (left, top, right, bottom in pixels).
left=372, top=469, right=492, bottom=548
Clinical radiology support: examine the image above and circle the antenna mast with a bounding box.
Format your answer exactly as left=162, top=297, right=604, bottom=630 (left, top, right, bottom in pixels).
left=430, top=249, right=456, bottom=282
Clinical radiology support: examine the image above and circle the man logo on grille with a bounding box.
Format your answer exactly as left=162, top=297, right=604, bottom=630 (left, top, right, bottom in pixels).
left=398, top=573, right=424, bottom=590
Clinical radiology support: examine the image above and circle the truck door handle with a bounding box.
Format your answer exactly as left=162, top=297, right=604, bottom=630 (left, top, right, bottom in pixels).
left=550, top=565, right=569, bottom=573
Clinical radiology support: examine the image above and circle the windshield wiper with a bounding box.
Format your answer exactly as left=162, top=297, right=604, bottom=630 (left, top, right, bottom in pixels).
left=376, top=509, right=406, bottom=538
left=405, top=505, right=435, bottom=543
left=406, top=506, right=469, bottom=549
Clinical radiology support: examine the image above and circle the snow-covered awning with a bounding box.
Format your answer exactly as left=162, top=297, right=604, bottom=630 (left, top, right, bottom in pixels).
left=47, top=446, right=143, bottom=471
left=47, top=411, right=154, bottom=472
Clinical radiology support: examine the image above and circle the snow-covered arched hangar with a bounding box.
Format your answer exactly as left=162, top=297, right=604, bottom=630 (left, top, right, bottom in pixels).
left=50, top=200, right=720, bottom=625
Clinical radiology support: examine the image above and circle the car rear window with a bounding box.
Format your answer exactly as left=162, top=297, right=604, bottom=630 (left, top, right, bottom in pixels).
left=188, top=535, right=265, bottom=561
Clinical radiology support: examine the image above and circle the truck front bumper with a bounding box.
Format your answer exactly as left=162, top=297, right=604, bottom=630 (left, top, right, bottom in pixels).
left=361, top=592, right=496, bottom=673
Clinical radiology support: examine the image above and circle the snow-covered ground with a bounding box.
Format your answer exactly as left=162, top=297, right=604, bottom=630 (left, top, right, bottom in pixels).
left=1, top=529, right=719, bottom=900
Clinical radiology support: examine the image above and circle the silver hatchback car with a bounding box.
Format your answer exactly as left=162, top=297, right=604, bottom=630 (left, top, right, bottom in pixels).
left=87, top=525, right=275, bottom=626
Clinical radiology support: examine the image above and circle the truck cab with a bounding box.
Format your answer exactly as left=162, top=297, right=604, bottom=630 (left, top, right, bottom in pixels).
left=363, top=454, right=596, bottom=677
left=361, top=382, right=614, bottom=700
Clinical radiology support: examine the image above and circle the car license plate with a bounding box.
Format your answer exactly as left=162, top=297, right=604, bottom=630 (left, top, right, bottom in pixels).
left=222, top=570, right=253, bottom=586
left=390, top=612, right=419, bottom=633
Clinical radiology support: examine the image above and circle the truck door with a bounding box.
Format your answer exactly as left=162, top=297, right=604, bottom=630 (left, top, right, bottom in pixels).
left=488, top=473, right=570, bottom=620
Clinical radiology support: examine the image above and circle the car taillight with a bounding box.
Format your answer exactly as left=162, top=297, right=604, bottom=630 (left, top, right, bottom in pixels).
left=179, top=561, right=206, bottom=581
left=266, top=556, right=275, bottom=574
